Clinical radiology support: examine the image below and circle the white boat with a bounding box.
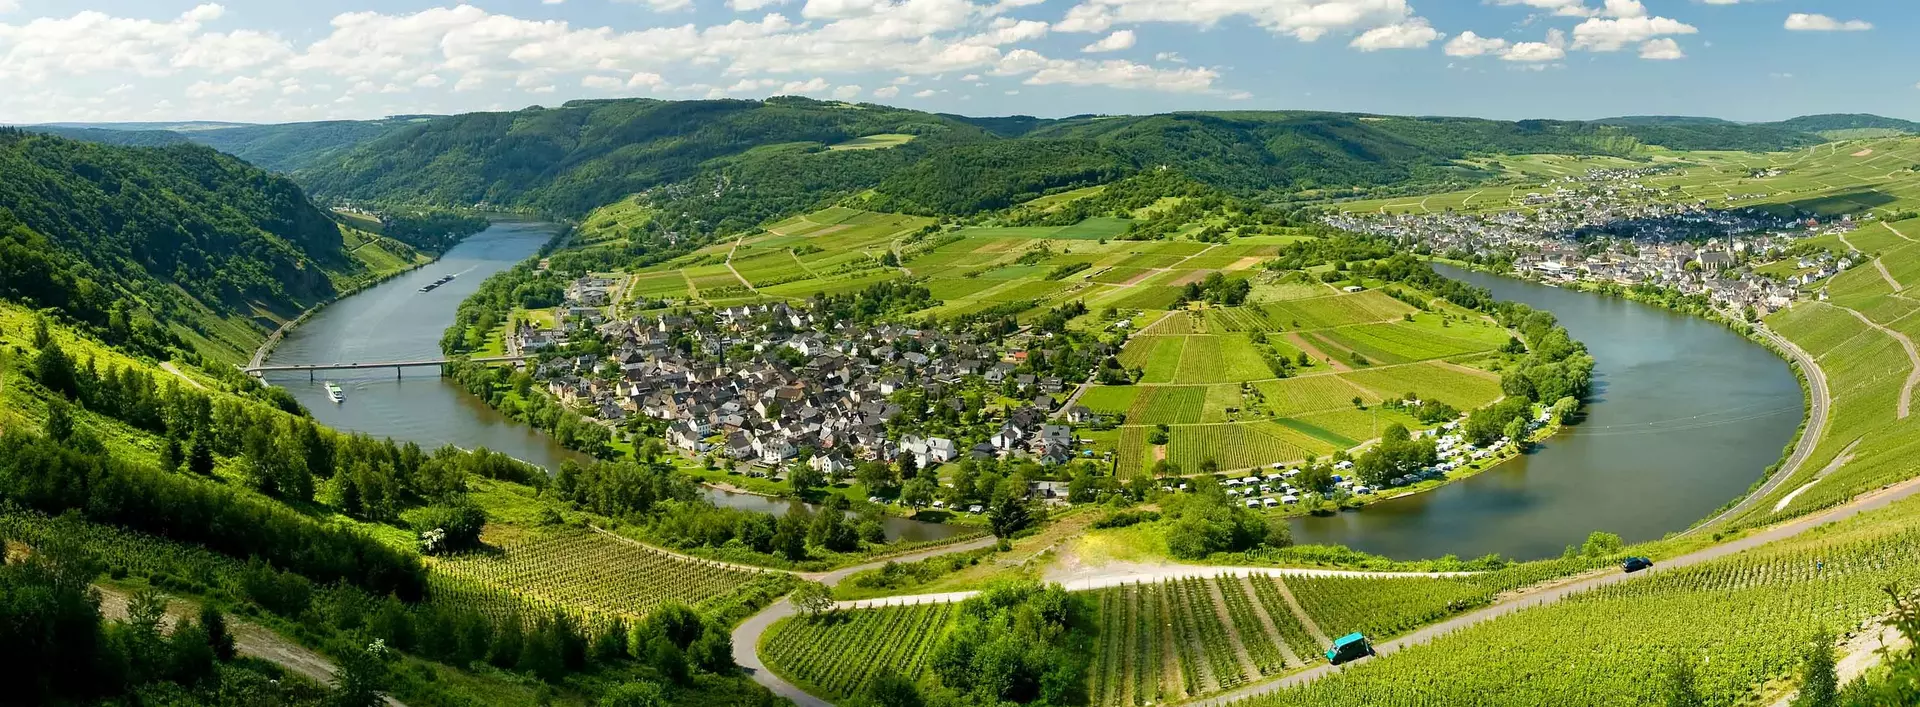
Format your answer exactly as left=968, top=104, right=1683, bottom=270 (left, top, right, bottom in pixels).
left=324, top=382, right=345, bottom=404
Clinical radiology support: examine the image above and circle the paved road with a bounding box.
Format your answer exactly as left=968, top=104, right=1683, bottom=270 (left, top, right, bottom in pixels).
left=1687, top=322, right=1832, bottom=533
left=1189, top=473, right=1920, bottom=706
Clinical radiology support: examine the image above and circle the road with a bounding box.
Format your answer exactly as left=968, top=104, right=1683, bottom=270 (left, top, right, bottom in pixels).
left=1687, top=322, right=1831, bottom=532
left=1189, top=473, right=1920, bottom=706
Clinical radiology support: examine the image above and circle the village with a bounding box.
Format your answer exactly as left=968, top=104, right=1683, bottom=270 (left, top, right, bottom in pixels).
left=504, top=291, right=1127, bottom=508
left=1327, top=167, right=1868, bottom=314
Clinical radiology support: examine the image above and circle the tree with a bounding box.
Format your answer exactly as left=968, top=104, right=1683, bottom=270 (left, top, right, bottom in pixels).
left=856, top=461, right=898, bottom=494
left=332, top=639, right=392, bottom=707
left=168, top=617, right=218, bottom=686
left=853, top=669, right=925, bottom=707
left=901, top=477, right=936, bottom=510
left=1579, top=531, right=1625, bottom=558
left=186, top=434, right=216, bottom=475
left=987, top=488, right=1034, bottom=538
left=1793, top=630, right=1838, bottom=707
left=42, top=395, right=74, bottom=442
left=789, top=463, right=825, bottom=497
left=33, top=341, right=78, bottom=399
left=791, top=580, right=835, bottom=618
left=199, top=605, right=236, bottom=662
left=600, top=681, right=668, bottom=707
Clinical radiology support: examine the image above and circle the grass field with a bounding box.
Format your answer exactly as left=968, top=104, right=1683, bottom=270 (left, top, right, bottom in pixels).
left=827, top=133, right=917, bottom=151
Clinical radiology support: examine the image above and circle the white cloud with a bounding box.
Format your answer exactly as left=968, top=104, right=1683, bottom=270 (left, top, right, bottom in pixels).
left=582, top=74, right=624, bottom=89
left=1599, top=0, right=1644, bottom=19
left=730, top=0, right=789, bottom=9
left=912, top=88, right=936, bottom=97
left=0, top=0, right=18, bottom=13
left=617, top=0, right=696, bottom=12
left=1349, top=18, right=1440, bottom=51
left=1503, top=28, right=1567, bottom=62
left=1444, top=31, right=1509, bottom=57
left=1638, top=37, right=1684, bottom=60
left=1154, top=51, right=1184, bottom=62
left=1570, top=15, right=1697, bottom=51
left=778, top=76, right=831, bottom=94
left=1049, top=0, right=1422, bottom=43
left=1082, top=29, right=1135, bottom=52
left=995, top=48, right=1219, bottom=92
left=1784, top=14, right=1872, bottom=32
left=832, top=83, right=861, bottom=98
left=874, top=85, right=900, bottom=97
left=1492, top=0, right=1595, bottom=18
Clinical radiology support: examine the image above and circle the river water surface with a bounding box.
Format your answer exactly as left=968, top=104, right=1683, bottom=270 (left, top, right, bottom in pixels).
left=262, top=221, right=964, bottom=542
left=1290, top=264, right=1804, bottom=560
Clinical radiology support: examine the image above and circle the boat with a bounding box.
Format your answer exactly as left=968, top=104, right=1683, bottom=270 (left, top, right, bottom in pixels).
left=324, top=382, right=345, bottom=404
left=418, top=274, right=456, bottom=293
left=419, top=282, right=440, bottom=292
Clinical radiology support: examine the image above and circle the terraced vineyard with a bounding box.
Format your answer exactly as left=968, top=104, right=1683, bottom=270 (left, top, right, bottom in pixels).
left=1243, top=497, right=1920, bottom=707
left=433, top=530, right=777, bottom=622
left=761, top=603, right=957, bottom=700
left=1088, top=576, right=1328, bottom=706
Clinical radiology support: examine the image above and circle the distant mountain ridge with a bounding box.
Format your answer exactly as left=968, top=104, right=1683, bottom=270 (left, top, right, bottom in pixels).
left=31, top=103, right=1903, bottom=232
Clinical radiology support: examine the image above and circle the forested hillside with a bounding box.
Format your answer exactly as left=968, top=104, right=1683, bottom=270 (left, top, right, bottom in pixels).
left=296, top=96, right=994, bottom=216
left=0, top=129, right=424, bottom=361
left=287, top=99, right=1829, bottom=225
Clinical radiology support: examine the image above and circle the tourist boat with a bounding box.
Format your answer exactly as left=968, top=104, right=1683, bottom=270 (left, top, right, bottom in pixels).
left=324, top=382, right=346, bottom=404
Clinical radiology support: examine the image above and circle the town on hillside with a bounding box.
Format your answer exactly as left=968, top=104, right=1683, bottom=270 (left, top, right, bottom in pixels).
left=1329, top=167, right=1869, bottom=313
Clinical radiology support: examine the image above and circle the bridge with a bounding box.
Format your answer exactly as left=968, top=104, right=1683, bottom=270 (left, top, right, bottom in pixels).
left=244, top=355, right=531, bottom=379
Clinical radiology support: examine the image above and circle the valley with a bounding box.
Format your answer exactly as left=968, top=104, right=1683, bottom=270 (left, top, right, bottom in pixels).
left=2, top=100, right=1918, bottom=707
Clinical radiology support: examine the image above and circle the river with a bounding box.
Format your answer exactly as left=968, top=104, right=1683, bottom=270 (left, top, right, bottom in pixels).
left=261, top=221, right=964, bottom=542
left=1290, top=264, right=1805, bottom=560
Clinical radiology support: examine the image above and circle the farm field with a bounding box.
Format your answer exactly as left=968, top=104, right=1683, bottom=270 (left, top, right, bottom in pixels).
left=1342, top=137, right=1920, bottom=219
left=431, top=530, right=778, bottom=623
left=761, top=603, right=956, bottom=700
left=1244, top=494, right=1920, bottom=707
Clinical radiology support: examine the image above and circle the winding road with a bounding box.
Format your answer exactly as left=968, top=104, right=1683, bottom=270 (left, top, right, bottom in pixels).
left=1686, top=321, right=1831, bottom=532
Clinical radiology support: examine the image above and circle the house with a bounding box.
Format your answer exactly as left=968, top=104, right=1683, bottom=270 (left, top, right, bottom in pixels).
left=667, top=421, right=709, bottom=452
left=1065, top=405, right=1095, bottom=424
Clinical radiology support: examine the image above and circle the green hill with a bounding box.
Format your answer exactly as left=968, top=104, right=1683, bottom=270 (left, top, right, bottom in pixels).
left=0, top=129, right=425, bottom=362
left=287, top=101, right=1825, bottom=223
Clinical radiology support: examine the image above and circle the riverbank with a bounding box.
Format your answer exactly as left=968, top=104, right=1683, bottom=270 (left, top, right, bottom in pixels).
left=1435, top=260, right=1819, bottom=538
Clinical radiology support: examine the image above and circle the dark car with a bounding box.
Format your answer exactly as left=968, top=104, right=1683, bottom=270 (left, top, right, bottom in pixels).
left=1623, top=556, right=1654, bottom=573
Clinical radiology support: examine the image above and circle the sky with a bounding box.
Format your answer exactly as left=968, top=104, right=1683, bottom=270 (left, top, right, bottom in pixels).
left=0, top=0, right=1910, bottom=125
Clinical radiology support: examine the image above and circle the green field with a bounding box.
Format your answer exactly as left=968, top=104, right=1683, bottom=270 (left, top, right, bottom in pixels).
left=761, top=603, right=956, bottom=700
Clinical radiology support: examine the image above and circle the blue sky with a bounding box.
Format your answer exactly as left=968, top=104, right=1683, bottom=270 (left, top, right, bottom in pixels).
left=0, top=0, right=1908, bottom=124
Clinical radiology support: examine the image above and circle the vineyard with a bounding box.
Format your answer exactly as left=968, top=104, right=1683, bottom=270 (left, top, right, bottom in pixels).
left=1088, top=576, right=1329, bottom=706
left=1166, top=423, right=1326, bottom=472
left=760, top=603, right=957, bottom=700
left=1241, top=499, right=1920, bottom=707
left=433, top=530, right=781, bottom=624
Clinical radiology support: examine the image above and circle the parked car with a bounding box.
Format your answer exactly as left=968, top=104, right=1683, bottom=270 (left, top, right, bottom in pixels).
left=1623, top=556, right=1654, bottom=573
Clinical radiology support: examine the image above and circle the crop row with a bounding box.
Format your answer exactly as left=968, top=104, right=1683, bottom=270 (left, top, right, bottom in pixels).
left=433, top=530, right=766, bottom=622
left=1240, top=510, right=1920, bottom=706
left=761, top=603, right=956, bottom=699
